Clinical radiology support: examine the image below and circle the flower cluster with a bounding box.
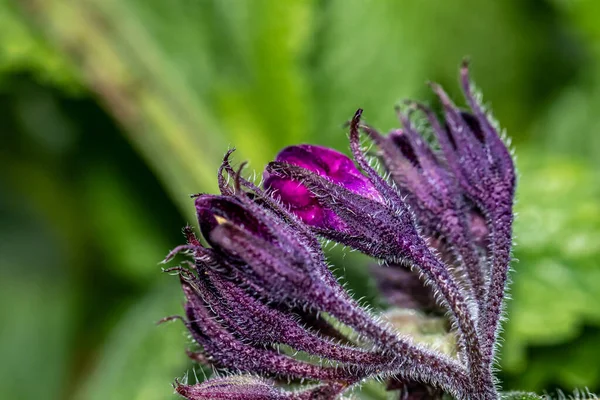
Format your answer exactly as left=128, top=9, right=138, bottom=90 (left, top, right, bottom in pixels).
left=163, top=62, right=517, bottom=400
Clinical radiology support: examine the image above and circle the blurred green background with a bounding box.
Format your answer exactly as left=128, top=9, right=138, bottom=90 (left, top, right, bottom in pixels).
left=1, top=0, right=600, bottom=399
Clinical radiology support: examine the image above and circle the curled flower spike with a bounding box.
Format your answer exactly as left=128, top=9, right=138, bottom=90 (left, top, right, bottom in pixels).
left=421, top=61, right=516, bottom=373
left=263, top=63, right=516, bottom=399
left=165, top=63, right=518, bottom=400
left=266, top=110, right=487, bottom=396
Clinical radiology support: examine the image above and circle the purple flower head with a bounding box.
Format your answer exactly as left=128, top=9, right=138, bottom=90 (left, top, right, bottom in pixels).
left=164, top=152, right=472, bottom=399
left=163, top=63, right=521, bottom=400
left=264, top=144, right=382, bottom=231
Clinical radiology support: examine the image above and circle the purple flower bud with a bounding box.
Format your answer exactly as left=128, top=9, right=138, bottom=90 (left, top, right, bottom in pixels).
left=194, top=193, right=336, bottom=306
left=264, top=144, right=382, bottom=230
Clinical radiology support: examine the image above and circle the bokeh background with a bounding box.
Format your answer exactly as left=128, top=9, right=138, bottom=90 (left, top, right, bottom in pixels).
left=1, top=0, right=600, bottom=399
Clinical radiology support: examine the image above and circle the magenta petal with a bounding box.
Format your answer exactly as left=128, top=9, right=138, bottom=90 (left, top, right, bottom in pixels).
left=274, top=145, right=327, bottom=175
left=264, top=145, right=382, bottom=229
left=265, top=176, right=315, bottom=208
left=265, top=176, right=346, bottom=230
left=274, top=145, right=382, bottom=202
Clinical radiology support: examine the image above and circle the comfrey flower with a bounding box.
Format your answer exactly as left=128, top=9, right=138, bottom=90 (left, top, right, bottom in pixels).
left=163, top=62, right=528, bottom=400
